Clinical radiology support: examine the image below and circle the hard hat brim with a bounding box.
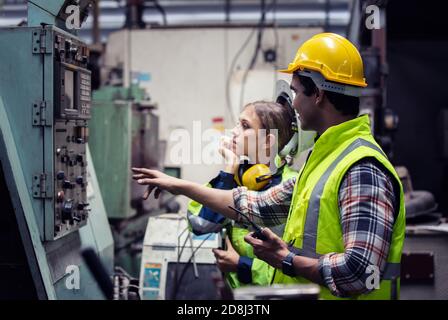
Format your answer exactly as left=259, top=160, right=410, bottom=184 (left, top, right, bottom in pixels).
left=278, top=67, right=295, bottom=74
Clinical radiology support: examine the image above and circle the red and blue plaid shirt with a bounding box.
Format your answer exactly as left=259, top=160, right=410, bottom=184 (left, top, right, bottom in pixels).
left=232, top=158, right=397, bottom=297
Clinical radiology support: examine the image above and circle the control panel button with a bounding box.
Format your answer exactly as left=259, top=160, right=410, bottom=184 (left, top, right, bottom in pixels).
left=56, top=171, right=65, bottom=180
left=63, top=180, right=73, bottom=189
left=76, top=176, right=84, bottom=185
left=62, top=200, right=74, bottom=221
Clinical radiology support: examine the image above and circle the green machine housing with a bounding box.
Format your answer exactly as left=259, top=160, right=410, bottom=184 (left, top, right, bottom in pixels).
left=89, top=85, right=162, bottom=278
left=0, top=0, right=113, bottom=299
left=90, top=85, right=161, bottom=220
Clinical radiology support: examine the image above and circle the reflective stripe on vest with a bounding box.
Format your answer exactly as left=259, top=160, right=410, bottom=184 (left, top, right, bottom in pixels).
left=289, top=138, right=401, bottom=281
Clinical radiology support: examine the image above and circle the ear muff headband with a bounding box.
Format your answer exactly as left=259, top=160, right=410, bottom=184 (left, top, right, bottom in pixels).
left=275, top=81, right=299, bottom=160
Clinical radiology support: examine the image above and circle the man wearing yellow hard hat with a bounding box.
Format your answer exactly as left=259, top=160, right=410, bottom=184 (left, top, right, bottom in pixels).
left=133, top=33, right=405, bottom=300
left=242, top=32, right=406, bottom=300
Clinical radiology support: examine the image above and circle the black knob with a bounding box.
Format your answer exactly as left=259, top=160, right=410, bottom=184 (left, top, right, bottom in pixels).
left=62, top=200, right=74, bottom=221
left=63, top=180, right=73, bottom=189
left=70, top=45, right=78, bottom=55
left=77, top=203, right=89, bottom=210
left=56, top=171, right=65, bottom=180
left=76, top=176, right=84, bottom=185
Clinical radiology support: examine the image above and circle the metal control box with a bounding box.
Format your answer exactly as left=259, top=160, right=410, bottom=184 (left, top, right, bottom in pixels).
left=1, top=25, right=92, bottom=241
left=0, top=0, right=114, bottom=299
left=52, top=30, right=92, bottom=239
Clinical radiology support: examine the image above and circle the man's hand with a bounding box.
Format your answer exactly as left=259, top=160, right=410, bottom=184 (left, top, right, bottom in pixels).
left=212, top=237, right=240, bottom=273
left=244, top=228, right=290, bottom=269
left=132, top=168, right=182, bottom=199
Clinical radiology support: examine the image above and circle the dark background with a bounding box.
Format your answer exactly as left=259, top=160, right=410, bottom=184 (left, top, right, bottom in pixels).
left=386, top=0, right=448, bottom=214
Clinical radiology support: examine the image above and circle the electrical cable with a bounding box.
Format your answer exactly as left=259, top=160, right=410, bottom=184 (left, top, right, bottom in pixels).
left=171, top=225, right=190, bottom=299
left=225, top=27, right=258, bottom=124
left=177, top=226, right=190, bottom=262
left=171, top=233, right=213, bottom=300
left=272, top=0, right=279, bottom=89
left=225, top=0, right=280, bottom=124
left=239, top=0, right=267, bottom=112
left=146, top=0, right=167, bottom=26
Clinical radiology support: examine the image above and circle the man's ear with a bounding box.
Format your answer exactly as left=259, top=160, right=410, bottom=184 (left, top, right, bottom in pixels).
left=315, top=89, right=325, bottom=105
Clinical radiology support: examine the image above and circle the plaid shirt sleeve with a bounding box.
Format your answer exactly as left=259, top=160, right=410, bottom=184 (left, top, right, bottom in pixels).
left=232, top=177, right=296, bottom=227
left=318, top=159, right=397, bottom=297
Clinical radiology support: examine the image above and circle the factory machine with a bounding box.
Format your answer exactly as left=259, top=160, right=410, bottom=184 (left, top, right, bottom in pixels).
left=0, top=0, right=114, bottom=299
left=138, top=214, right=319, bottom=301
left=89, top=84, right=178, bottom=278
left=139, top=214, right=221, bottom=300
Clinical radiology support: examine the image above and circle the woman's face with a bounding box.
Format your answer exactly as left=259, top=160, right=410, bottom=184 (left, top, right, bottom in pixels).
left=231, top=105, right=267, bottom=162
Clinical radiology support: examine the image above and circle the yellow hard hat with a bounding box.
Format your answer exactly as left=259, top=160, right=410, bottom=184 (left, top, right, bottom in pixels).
left=279, top=33, right=367, bottom=88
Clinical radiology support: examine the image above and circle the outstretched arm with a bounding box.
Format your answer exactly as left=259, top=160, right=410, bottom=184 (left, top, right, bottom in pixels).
left=132, top=168, right=295, bottom=227
left=132, top=168, right=238, bottom=220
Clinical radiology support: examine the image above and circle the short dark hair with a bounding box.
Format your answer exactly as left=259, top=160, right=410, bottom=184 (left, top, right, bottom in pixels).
left=296, top=74, right=360, bottom=116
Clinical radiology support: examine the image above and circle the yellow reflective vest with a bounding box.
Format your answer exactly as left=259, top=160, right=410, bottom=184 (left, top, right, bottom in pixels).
left=272, top=115, right=405, bottom=300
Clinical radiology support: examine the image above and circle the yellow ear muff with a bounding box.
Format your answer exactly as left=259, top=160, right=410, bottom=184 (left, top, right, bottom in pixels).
left=235, top=163, right=272, bottom=191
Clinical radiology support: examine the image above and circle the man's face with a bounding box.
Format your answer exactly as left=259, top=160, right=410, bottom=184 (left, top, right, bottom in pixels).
left=290, top=75, right=319, bottom=131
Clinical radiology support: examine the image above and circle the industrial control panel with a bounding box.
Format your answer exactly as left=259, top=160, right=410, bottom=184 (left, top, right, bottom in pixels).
left=0, top=0, right=115, bottom=299
left=52, top=30, right=92, bottom=239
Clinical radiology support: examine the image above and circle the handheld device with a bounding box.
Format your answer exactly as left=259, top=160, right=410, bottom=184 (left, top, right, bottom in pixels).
left=228, top=206, right=267, bottom=241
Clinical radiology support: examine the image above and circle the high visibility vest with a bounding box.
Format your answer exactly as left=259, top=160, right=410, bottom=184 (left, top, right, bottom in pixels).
left=272, top=115, right=406, bottom=300
left=226, top=163, right=298, bottom=288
